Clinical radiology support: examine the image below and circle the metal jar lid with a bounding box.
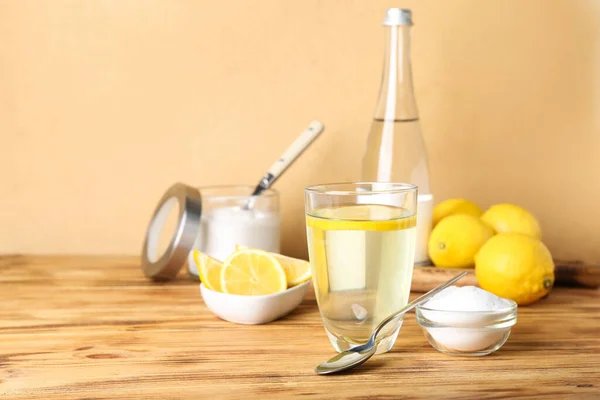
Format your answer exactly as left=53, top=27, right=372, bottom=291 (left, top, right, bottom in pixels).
left=141, top=182, right=202, bottom=281
left=383, top=8, right=413, bottom=26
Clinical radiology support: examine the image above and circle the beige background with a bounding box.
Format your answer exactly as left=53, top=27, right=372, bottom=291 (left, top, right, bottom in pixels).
left=1, top=0, right=599, bottom=262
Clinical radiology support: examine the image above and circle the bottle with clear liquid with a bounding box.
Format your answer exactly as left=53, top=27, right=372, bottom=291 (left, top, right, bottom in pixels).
left=361, top=9, right=433, bottom=264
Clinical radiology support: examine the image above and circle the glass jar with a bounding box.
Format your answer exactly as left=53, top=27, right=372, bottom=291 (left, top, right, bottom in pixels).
left=187, top=185, right=280, bottom=277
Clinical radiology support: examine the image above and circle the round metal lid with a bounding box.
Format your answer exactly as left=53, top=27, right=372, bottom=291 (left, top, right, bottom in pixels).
left=383, top=8, right=412, bottom=26
left=141, top=182, right=202, bottom=281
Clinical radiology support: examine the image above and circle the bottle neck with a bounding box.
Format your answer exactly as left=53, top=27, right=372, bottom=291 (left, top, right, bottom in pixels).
left=374, top=25, right=418, bottom=121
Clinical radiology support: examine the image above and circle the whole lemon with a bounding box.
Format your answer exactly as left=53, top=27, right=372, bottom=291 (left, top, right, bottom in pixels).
left=428, top=214, right=493, bottom=268
left=476, top=233, right=555, bottom=305
left=433, top=199, right=483, bottom=226
left=481, top=203, right=541, bottom=239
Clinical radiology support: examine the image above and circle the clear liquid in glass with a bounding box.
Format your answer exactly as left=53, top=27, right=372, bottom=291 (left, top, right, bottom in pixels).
left=306, top=204, right=416, bottom=353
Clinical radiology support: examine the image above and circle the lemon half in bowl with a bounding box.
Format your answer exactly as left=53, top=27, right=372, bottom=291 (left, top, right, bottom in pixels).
left=195, top=249, right=311, bottom=324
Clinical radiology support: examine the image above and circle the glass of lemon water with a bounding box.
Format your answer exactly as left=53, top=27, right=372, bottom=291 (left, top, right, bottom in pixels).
left=305, top=182, right=418, bottom=354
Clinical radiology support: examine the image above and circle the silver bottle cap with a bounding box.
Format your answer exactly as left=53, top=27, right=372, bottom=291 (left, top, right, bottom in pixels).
left=383, top=8, right=412, bottom=26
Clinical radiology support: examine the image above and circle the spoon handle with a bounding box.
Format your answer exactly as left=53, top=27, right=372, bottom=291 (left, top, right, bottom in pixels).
left=371, top=271, right=468, bottom=340
left=250, top=120, right=324, bottom=197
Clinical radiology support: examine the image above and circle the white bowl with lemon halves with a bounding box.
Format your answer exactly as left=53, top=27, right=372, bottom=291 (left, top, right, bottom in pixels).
left=200, top=280, right=310, bottom=325
left=196, top=247, right=312, bottom=325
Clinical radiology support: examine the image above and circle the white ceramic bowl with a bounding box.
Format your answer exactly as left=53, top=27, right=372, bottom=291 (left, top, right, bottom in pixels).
left=200, top=281, right=310, bottom=325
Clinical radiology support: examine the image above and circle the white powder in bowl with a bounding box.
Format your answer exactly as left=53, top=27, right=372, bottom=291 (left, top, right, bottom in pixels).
left=425, top=286, right=512, bottom=312
left=419, top=286, right=516, bottom=353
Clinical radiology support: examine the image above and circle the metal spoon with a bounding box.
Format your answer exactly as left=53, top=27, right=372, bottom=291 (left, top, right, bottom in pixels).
left=315, top=271, right=467, bottom=375
left=244, top=120, right=324, bottom=210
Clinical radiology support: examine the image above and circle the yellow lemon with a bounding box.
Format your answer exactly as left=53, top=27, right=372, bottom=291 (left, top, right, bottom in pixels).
left=269, top=253, right=311, bottom=287
left=475, top=233, right=555, bottom=305
left=481, top=203, right=541, bottom=239
left=220, top=249, right=287, bottom=295
left=235, top=244, right=311, bottom=287
left=428, top=214, right=493, bottom=268
left=193, top=250, right=223, bottom=292
left=433, top=199, right=483, bottom=226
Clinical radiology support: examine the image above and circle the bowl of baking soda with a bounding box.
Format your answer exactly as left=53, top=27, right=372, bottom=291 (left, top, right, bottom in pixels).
left=416, top=286, right=517, bottom=356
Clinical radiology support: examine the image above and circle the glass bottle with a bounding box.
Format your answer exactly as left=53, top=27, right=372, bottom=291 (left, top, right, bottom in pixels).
left=361, top=8, right=433, bottom=264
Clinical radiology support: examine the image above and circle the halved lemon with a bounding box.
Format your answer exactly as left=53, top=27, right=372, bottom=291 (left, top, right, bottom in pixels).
left=220, top=249, right=287, bottom=295
left=235, top=244, right=311, bottom=287
left=306, top=204, right=416, bottom=231
left=272, top=253, right=312, bottom=287
left=193, top=250, right=223, bottom=291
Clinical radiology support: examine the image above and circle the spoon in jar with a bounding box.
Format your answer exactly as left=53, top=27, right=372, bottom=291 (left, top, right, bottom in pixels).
left=314, top=271, right=467, bottom=375
left=244, top=120, right=324, bottom=210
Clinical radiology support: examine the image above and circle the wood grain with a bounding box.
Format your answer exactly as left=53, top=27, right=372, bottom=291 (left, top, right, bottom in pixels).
left=1, top=255, right=599, bottom=399
left=412, top=266, right=479, bottom=292
left=412, top=260, right=600, bottom=292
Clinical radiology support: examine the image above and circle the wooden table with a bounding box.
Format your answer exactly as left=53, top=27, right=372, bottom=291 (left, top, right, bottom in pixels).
left=1, top=256, right=599, bottom=399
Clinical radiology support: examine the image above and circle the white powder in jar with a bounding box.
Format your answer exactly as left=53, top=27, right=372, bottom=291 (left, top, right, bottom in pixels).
left=420, top=286, right=515, bottom=353
left=187, top=207, right=280, bottom=276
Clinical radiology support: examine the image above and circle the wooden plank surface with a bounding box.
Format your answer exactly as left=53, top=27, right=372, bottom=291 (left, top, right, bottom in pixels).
left=1, top=255, right=599, bottom=399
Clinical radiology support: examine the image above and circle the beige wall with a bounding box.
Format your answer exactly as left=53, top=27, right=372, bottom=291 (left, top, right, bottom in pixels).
left=1, top=0, right=599, bottom=262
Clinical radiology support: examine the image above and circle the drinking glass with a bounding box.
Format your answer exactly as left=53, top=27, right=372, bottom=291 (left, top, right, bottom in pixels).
left=305, top=182, right=417, bottom=353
